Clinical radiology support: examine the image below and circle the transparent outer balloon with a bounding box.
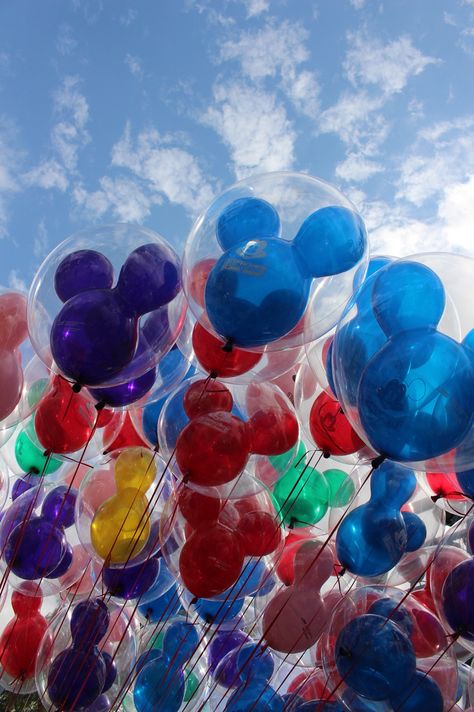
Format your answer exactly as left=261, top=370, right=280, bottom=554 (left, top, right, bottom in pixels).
left=0, top=484, right=89, bottom=597
left=183, top=171, right=369, bottom=352
left=321, top=584, right=458, bottom=711
left=159, top=472, right=284, bottom=602
left=0, top=452, right=10, bottom=514
left=121, top=613, right=210, bottom=712
left=304, top=331, right=336, bottom=397
left=35, top=598, right=137, bottom=710
left=254, top=536, right=350, bottom=668
left=158, top=375, right=299, bottom=490
left=328, top=463, right=443, bottom=585
left=28, top=223, right=186, bottom=387
left=182, top=305, right=305, bottom=385
left=0, top=353, right=49, bottom=441
left=295, top=359, right=374, bottom=466
left=417, top=469, right=474, bottom=517
left=75, top=448, right=171, bottom=569
left=332, top=253, right=474, bottom=473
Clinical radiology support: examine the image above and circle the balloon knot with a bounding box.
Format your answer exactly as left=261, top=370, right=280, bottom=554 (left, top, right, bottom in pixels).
left=371, top=454, right=386, bottom=469
left=222, top=338, right=233, bottom=353
left=323, top=450, right=331, bottom=459
left=190, top=597, right=199, bottom=605
left=210, top=369, right=218, bottom=379
left=95, top=400, right=105, bottom=411
left=72, top=382, right=82, bottom=393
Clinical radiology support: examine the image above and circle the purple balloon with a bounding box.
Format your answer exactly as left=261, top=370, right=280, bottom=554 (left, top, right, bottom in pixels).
left=117, top=243, right=181, bottom=317
left=101, top=652, right=117, bottom=693
left=45, top=541, right=73, bottom=579
left=103, top=557, right=160, bottom=600
left=54, top=250, right=114, bottom=303
left=48, top=647, right=106, bottom=710
left=209, top=630, right=249, bottom=676
left=71, top=599, right=110, bottom=648
left=11, top=476, right=36, bottom=501
left=50, top=289, right=137, bottom=385
left=4, top=515, right=66, bottom=579
left=42, top=486, right=77, bottom=529
left=442, top=558, right=474, bottom=639
left=89, top=694, right=111, bottom=712
left=88, top=366, right=156, bottom=408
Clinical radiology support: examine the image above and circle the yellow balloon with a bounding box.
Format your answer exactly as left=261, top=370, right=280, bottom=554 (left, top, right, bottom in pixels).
left=115, top=447, right=157, bottom=494
left=90, top=488, right=150, bottom=563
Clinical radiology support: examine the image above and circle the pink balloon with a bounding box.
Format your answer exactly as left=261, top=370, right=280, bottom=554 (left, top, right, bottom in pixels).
left=0, top=349, right=23, bottom=420
left=0, top=292, right=27, bottom=350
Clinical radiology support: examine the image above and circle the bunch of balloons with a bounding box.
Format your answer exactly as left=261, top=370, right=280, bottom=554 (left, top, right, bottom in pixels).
left=0, top=173, right=471, bottom=711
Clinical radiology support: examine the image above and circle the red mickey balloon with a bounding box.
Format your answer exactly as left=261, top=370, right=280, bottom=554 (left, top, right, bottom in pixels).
left=238, top=509, right=282, bottom=557
left=192, top=322, right=262, bottom=378
left=34, top=376, right=97, bottom=454
left=103, top=412, right=148, bottom=453
left=309, top=390, right=365, bottom=456
left=176, top=411, right=251, bottom=487
left=179, top=523, right=244, bottom=598
left=183, top=379, right=233, bottom=419
left=178, top=484, right=223, bottom=529
left=249, top=409, right=299, bottom=456
left=0, top=590, right=51, bottom=681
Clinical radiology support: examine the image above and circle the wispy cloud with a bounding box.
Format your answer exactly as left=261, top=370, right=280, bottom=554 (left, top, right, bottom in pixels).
left=0, top=118, right=23, bottom=238
left=239, top=0, right=269, bottom=18
left=125, top=54, right=143, bottom=79
left=349, top=0, right=366, bottom=8
left=203, top=83, right=296, bottom=179
left=8, top=269, right=27, bottom=292
left=34, top=220, right=49, bottom=260
left=56, top=24, right=78, bottom=56
left=119, top=8, right=137, bottom=25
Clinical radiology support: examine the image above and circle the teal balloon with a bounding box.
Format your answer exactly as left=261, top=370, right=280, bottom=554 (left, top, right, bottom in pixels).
left=274, top=461, right=329, bottom=527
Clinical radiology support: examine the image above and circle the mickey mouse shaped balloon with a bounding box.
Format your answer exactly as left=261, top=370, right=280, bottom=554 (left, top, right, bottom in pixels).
left=183, top=172, right=368, bottom=352
left=28, top=224, right=185, bottom=389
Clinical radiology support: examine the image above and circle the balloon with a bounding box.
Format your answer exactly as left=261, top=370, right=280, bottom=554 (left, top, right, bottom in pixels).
left=0, top=590, right=50, bottom=682
left=442, top=558, right=474, bottom=640
left=103, top=557, right=160, bottom=600
left=371, top=261, right=445, bottom=336
left=293, top=206, right=366, bottom=277
left=179, top=523, right=245, bottom=598
left=0, top=291, right=28, bottom=349
left=14, top=421, right=63, bottom=474
left=335, top=614, right=416, bottom=700
left=54, top=249, right=114, bottom=302
left=183, top=378, right=233, bottom=418
left=114, top=447, right=157, bottom=493
left=358, top=330, right=474, bottom=463
left=48, top=647, right=107, bottom=710
left=274, top=460, right=329, bottom=527
left=134, top=655, right=185, bottom=712
left=389, top=671, right=443, bottom=712
left=216, top=197, right=281, bottom=251
left=176, top=411, right=251, bottom=487
left=0, top=350, right=23, bottom=422
left=309, top=390, right=366, bottom=456
left=42, top=485, right=77, bottom=528
left=90, top=488, right=150, bottom=563
left=205, top=237, right=311, bottom=348
left=5, top=514, right=67, bottom=579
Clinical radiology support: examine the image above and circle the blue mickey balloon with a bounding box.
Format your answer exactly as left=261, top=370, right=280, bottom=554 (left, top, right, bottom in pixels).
left=162, top=619, right=200, bottom=671
left=205, top=237, right=310, bottom=348
left=143, top=398, right=166, bottom=446
left=293, top=206, right=367, bottom=277
left=225, top=683, right=284, bottom=712
left=371, top=261, right=445, bottom=337
left=367, top=598, right=413, bottom=636
left=138, top=581, right=181, bottom=622
left=134, top=654, right=185, bottom=712
left=336, top=461, right=424, bottom=576
left=389, top=671, right=443, bottom=712
left=402, top=511, right=427, bottom=552
left=217, top=197, right=281, bottom=251
left=335, top=614, right=416, bottom=701
left=464, top=328, right=474, bottom=357
left=358, top=330, right=474, bottom=463
left=236, top=642, right=274, bottom=688
left=194, top=596, right=244, bottom=626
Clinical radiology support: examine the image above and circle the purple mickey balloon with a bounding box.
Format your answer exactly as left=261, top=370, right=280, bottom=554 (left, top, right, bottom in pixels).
left=103, top=557, right=160, bottom=600
left=101, top=652, right=117, bottom=693
left=117, top=243, right=181, bottom=317
left=209, top=630, right=249, bottom=676
left=71, top=599, right=110, bottom=648
left=54, top=249, right=114, bottom=303
left=45, top=542, right=73, bottom=579
left=48, top=646, right=106, bottom=710
left=442, top=558, right=474, bottom=640
left=42, top=486, right=77, bottom=529
left=11, top=475, right=36, bottom=501
left=50, top=288, right=137, bottom=386
left=4, top=515, right=66, bottom=580
left=89, top=367, right=156, bottom=408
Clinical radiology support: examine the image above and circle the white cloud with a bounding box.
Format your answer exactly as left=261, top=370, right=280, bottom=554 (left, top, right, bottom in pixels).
left=26, top=76, right=90, bottom=190
left=335, top=153, right=383, bottom=182
left=0, top=118, right=23, bottom=238
left=56, top=25, right=78, bottom=55
left=396, top=116, right=474, bottom=206
left=8, top=270, right=27, bottom=292
left=119, top=8, right=137, bottom=25
left=319, top=91, right=386, bottom=148
left=219, top=20, right=320, bottom=118
left=34, top=220, right=49, bottom=259
left=349, top=0, right=365, bottom=8
left=125, top=54, right=143, bottom=79
left=203, top=83, right=296, bottom=179
left=240, top=0, right=269, bottom=18
left=73, top=176, right=160, bottom=222
left=344, top=32, right=438, bottom=96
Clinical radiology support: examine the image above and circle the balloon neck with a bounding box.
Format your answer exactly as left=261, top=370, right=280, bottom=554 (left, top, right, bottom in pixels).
left=221, top=338, right=234, bottom=353
left=371, top=454, right=386, bottom=469
left=72, top=382, right=82, bottom=393
left=95, top=400, right=105, bottom=411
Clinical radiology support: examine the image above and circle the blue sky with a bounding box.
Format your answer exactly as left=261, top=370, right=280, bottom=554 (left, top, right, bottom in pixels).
left=1, top=0, right=474, bottom=292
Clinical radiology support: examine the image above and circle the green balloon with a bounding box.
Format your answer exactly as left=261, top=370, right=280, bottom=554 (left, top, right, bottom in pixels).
left=184, top=670, right=199, bottom=702
left=324, top=468, right=355, bottom=507
left=151, top=630, right=165, bottom=650
left=27, top=378, right=49, bottom=408
left=274, top=462, right=329, bottom=527
left=14, top=425, right=62, bottom=475
left=269, top=440, right=306, bottom=475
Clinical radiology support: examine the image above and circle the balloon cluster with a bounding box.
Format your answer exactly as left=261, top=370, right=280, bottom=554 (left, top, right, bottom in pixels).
left=0, top=174, right=472, bottom=711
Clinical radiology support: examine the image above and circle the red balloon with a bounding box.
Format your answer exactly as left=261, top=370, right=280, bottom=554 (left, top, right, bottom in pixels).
left=0, top=591, right=50, bottom=680
left=238, top=510, right=282, bottom=556
left=188, top=258, right=216, bottom=308
left=410, top=606, right=446, bottom=657
left=309, top=391, right=366, bottom=456
left=178, top=485, right=223, bottom=529
left=176, top=411, right=251, bottom=486
left=183, top=379, right=233, bottom=420
left=179, top=524, right=244, bottom=597
left=104, top=412, right=149, bottom=453
left=426, top=471, right=465, bottom=500
left=96, top=407, right=115, bottom=429
left=249, top=409, right=299, bottom=455
left=275, top=530, right=314, bottom=585
left=34, top=376, right=96, bottom=454
left=192, top=322, right=262, bottom=378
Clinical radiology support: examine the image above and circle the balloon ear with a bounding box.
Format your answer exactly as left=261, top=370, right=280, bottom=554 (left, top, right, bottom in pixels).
left=293, top=540, right=333, bottom=588
left=293, top=206, right=367, bottom=278
left=0, top=292, right=28, bottom=350
left=54, top=249, right=114, bottom=303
